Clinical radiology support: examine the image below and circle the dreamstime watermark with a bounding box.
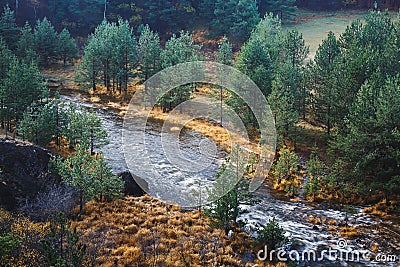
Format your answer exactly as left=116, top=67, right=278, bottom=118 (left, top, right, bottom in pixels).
left=257, top=239, right=398, bottom=264
left=122, top=61, right=276, bottom=207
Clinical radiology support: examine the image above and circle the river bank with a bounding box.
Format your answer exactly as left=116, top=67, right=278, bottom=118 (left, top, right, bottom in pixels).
left=59, top=89, right=399, bottom=266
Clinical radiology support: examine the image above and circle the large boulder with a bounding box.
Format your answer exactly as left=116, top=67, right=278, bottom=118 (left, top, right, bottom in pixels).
left=118, top=171, right=148, bottom=197
left=0, top=138, right=59, bottom=210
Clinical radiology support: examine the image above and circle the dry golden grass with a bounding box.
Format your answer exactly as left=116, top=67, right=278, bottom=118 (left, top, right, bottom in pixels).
left=339, top=226, right=359, bottom=238
left=327, top=219, right=338, bottom=226
left=73, top=196, right=258, bottom=266
left=363, top=199, right=399, bottom=217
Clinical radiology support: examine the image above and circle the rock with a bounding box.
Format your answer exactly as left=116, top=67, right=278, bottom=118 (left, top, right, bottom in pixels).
left=118, top=171, right=148, bottom=197
left=0, top=138, right=59, bottom=210
left=291, top=239, right=306, bottom=250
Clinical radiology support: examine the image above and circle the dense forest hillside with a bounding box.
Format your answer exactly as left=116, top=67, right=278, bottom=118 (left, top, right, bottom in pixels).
left=1, top=0, right=399, bottom=36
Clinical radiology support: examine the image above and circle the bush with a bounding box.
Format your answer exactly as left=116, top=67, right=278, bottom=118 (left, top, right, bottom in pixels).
left=303, top=150, right=327, bottom=201
left=42, top=213, right=87, bottom=267
left=19, top=183, right=79, bottom=222
left=271, top=145, right=300, bottom=196
left=255, top=217, right=287, bottom=250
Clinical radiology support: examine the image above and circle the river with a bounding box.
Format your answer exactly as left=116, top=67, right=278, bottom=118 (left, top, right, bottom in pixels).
left=61, top=91, right=399, bottom=267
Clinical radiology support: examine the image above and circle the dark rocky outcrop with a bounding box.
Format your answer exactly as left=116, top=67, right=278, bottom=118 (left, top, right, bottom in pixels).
left=0, top=138, right=59, bottom=210
left=0, top=138, right=148, bottom=213
left=118, top=171, right=148, bottom=197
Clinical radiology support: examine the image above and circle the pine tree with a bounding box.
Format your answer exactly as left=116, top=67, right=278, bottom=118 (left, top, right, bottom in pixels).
left=0, top=5, right=19, bottom=51
left=16, top=22, right=38, bottom=64
left=206, top=146, right=255, bottom=233
left=52, top=144, right=123, bottom=212
left=198, top=0, right=216, bottom=21
left=231, top=0, right=260, bottom=42
left=326, top=11, right=400, bottom=133
left=215, top=36, right=233, bottom=66
left=282, top=29, right=309, bottom=68
left=304, top=150, right=326, bottom=201
left=235, top=13, right=282, bottom=97
left=52, top=144, right=95, bottom=212
left=312, top=31, right=340, bottom=135
left=78, top=20, right=137, bottom=93
left=332, top=76, right=400, bottom=200
left=42, top=213, right=87, bottom=267
left=138, top=25, right=161, bottom=83
left=92, top=154, right=124, bottom=201
left=76, top=37, right=102, bottom=91
left=33, top=17, right=59, bottom=66
left=0, top=39, right=14, bottom=80
left=215, top=36, right=233, bottom=125
left=62, top=104, right=108, bottom=152
left=212, top=0, right=260, bottom=41
left=159, top=31, right=201, bottom=111
left=268, top=77, right=299, bottom=142
left=57, top=28, right=78, bottom=66
left=19, top=101, right=55, bottom=146
left=211, top=0, right=237, bottom=37
left=0, top=58, right=48, bottom=132
left=82, top=110, right=109, bottom=155
left=271, top=145, right=299, bottom=195
left=138, top=24, right=161, bottom=105
left=0, top=41, right=15, bottom=132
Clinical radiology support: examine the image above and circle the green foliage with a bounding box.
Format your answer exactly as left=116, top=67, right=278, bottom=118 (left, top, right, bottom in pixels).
left=42, top=213, right=86, bottom=267
left=0, top=38, right=14, bottom=80
left=140, top=0, right=196, bottom=32
left=0, top=233, right=20, bottom=259
left=235, top=13, right=282, bottom=96
left=77, top=20, right=138, bottom=93
left=138, top=24, right=161, bottom=82
left=62, top=104, right=108, bottom=152
left=206, top=146, right=256, bottom=233
left=57, top=28, right=78, bottom=66
left=0, top=5, right=19, bottom=51
left=255, top=217, right=286, bottom=250
left=47, top=0, right=104, bottom=34
left=16, top=22, right=38, bottom=64
left=281, top=29, right=309, bottom=68
left=92, top=155, right=125, bottom=201
left=231, top=0, right=261, bottom=42
left=75, top=36, right=102, bottom=91
left=33, top=18, right=59, bottom=66
left=278, top=29, right=309, bottom=120
left=158, top=31, right=201, bottom=111
left=215, top=36, right=233, bottom=66
left=229, top=14, right=283, bottom=129
left=311, top=31, right=340, bottom=134
left=303, top=150, right=327, bottom=200
left=0, top=57, right=48, bottom=132
left=18, top=97, right=107, bottom=150
left=52, top=144, right=124, bottom=212
left=268, top=76, right=299, bottom=142
left=271, top=145, right=300, bottom=195
left=19, top=100, right=64, bottom=147
left=212, top=0, right=260, bottom=41
left=331, top=75, right=400, bottom=200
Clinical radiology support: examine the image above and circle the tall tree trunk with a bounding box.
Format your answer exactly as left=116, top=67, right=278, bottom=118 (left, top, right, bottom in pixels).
left=15, top=0, right=18, bottom=17
left=103, top=0, right=107, bottom=20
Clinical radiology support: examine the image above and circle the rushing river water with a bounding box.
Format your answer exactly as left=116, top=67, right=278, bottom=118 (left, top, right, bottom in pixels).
left=61, top=92, right=399, bottom=267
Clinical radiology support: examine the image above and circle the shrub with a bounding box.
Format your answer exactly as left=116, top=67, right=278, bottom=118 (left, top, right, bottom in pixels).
left=255, top=217, right=287, bottom=250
